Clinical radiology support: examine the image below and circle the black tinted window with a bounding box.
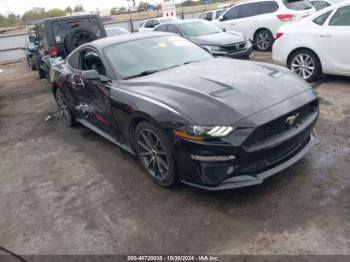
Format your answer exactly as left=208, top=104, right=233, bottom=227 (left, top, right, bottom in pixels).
left=329, top=6, right=350, bottom=26
left=207, top=12, right=213, bottom=20
left=260, top=1, right=279, bottom=13
left=312, top=1, right=331, bottom=11
left=283, top=0, right=313, bottom=11
left=154, top=24, right=168, bottom=32
left=313, top=11, right=331, bottom=25
left=144, top=20, right=154, bottom=28
left=167, top=24, right=181, bottom=34
left=223, top=6, right=241, bottom=20
left=239, top=3, right=261, bottom=18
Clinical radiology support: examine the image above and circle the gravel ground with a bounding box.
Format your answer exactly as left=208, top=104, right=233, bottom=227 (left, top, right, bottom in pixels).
left=0, top=53, right=349, bottom=256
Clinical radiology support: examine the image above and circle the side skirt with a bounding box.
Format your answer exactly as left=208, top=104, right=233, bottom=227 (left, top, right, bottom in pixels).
left=76, top=118, right=136, bottom=155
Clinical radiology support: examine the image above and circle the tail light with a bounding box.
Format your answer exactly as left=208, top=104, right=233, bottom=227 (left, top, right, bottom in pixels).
left=277, top=14, right=295, bottom=22
left=49, top=47, right=58, bottom=57
left=275, top=32, right=284, bottom=40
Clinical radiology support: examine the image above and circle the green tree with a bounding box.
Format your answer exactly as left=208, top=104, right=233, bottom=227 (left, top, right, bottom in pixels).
left=22, top=7, right=47, bottom=22
left=74, top=4, right=84, bottom=12
left=138, top=1, right=148, bottom=11
left=64, top=6, right=73, bottom=15
left=46, top=8, right=66, bottom=17
left=110, top=7, right=119, bottom=15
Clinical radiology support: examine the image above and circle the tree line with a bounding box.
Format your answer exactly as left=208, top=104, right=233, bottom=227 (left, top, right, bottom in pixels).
left=0, top=4, right=84, bottom=27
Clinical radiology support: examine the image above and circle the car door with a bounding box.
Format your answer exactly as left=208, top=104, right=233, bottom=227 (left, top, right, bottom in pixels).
left=219, top=3, right=262, bottom=40
left=69, top=47, right=117, bottom=135
left=318, top=5, right=350, bottom=75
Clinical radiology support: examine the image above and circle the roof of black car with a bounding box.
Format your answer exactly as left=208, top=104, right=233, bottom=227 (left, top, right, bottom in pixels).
left=36, top=15, right=100, bottom=24
left=88, top=32, right=174, bottom=49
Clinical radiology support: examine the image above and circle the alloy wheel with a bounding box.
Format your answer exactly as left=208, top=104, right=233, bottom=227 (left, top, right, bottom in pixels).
left=137, top=128, right=169, bottom=180
left=290, top=54, right=315, bottom=80
left=256, top=32, right=271, bottom=51
left=56, top=91, right=72, bottom=125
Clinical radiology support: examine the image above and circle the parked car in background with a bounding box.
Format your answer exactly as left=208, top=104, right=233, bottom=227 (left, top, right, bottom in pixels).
left=273, top=0, right=350, bottom=82
left=310, top=0, right=332, bottom=11
left=24, top=34, right=38, bottom=71
left=51, top=32, right=319, bottom=190
left=199, top=9, right=226, bottom=21
left=33, top=15, right=107, bottom=79
left=106, top=26, right=130, bottom=36
left=137, top=17, right=178, bottom=32
left=215, top=0, right=315, bottom=51
left=154, top=19, right=252, bottom=58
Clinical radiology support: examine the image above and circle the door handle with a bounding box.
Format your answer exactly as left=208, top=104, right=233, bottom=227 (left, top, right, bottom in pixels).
left=320, top=33, right=332, bottom=38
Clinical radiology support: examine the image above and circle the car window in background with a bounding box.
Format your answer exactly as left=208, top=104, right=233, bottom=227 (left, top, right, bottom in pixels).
left=260, top=1, right=279, bottom=13
left=313, top=11, right=332, bottom=25
left=222, top=5, right=242, bottom=20
left=215, top=10, right=225, bottom=18
left=154, top=24, right=168, bottom=32
left=105, top=35, right=212, bottom=79
left=199, top=13, right=207, bottom=19
left=106, top=27, right=130, bottom=36
left=207, top=12, right=213, bottom=20
left=311, top=1, right=331, bottom=11
left=144, top=20, right=154, bottom=28
left=179, top=20, right=222, bottom=36
left=283, top=0, right=313, bottom=10
left=329, top=6, right=350, bottom=26
left=167, top=25, right=181, bottom=34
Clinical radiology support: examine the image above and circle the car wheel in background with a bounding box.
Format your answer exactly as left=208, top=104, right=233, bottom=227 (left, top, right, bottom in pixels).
left=55, top=89, right=75, bottom=127
left=254, top=29, right=273, bottom=51
left=135, top=121, right=177, bottom=187
left=288, top=50, right=321, bottom=82
left=36, top=56, right=46, bottom=79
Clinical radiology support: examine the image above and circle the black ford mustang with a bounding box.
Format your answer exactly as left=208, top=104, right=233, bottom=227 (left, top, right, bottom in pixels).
left=50, top=32, right=319, bottom=190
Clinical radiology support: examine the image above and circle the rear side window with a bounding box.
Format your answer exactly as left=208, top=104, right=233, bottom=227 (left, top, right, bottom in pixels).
left=313, top=11, right=332, bottom=25
left=223, top=1, right=278, bottom=20
left=311, top=1, right=331, bottom=11
left=167, top=24, right=181, bottom=34
left=329, top=6, right=350, bottom=26
left=283, top=0, right=313, bottom=11
left=154, top=24, right=168, bottom=32
left=260, top=1, right=279, bottom=13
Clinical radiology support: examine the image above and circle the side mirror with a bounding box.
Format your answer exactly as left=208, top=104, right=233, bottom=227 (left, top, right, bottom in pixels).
left=81, top=70, right=101, bottom=81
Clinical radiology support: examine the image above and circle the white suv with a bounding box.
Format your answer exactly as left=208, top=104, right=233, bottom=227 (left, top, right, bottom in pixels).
left=215, top=0, right=315, bottom=51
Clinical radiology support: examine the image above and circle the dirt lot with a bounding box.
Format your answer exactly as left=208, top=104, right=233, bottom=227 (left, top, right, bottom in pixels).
left=0, top=52, right=350, bottom=255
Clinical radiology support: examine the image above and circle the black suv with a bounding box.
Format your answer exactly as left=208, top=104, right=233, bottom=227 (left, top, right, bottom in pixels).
left=33, top=15, right=107, bottom=79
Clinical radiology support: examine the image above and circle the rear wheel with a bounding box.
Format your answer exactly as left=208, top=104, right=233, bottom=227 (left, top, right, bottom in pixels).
left=36, top=56, right=46, bottom=79
left=55, top=89, right=75, bottom=127
left=254, top=29, right=273, bottom=51
left=135, top=121, right=177, bottom=187
left=288, top=50, right=321, bottom=82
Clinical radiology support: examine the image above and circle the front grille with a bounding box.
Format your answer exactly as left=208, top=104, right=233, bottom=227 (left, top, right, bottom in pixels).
left=244, top=100, right=318, bottom=152
left=221, top=41, right=246, bottom=53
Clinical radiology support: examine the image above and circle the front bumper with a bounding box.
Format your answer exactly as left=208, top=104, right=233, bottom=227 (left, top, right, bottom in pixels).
left=180, top=131, right=318, bottom=190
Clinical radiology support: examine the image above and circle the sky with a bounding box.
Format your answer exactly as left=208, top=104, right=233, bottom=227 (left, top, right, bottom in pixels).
left=0, top=0, right=162, bottom=16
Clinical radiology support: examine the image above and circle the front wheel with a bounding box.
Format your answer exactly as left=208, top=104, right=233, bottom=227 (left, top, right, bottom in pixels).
left=135, top=121, right=177, bottom=187
left=254, top=29, right=273, bottom=51
left=288, top=50, right=321, bottom=82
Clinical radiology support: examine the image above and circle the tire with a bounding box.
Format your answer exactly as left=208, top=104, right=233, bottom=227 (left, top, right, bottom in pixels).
left=64, top=27, right=97, bottom=53
left=254, top=29, right=273, bottom=51
left=26, top=57, right=30, bottom=67
left=135, top=121, right=177, bottom=187
left=31, top=60, right=36, bottom=71
left=36, top=56, right=46, bottom=79
left=55, top=89, right=75, bottom=127
left=288, top=49, right=322, bottom=82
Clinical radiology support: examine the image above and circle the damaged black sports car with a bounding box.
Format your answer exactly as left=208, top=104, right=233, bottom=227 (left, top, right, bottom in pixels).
left=51, top=32, right=319, bottom=190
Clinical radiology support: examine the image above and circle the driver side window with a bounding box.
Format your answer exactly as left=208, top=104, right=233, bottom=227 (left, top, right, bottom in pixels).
left=223, top=6, right=242, bottom=20
left=79, top=50, right=106, bottom=76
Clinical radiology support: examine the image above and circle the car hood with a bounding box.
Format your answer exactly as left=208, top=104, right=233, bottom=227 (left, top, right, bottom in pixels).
left=188, top=31, right=245, bottom=46
left=120, top=58, right=313, bottom=126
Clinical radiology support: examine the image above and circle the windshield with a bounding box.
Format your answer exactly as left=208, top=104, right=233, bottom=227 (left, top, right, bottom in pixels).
left=179, top=20, right=223, bottom=36
left=105, top=35, right=212, bottom=79
left=283, top=0, right=313, bottom=10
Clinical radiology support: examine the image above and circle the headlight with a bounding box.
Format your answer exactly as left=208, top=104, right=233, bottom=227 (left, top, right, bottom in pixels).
left=202, top=45, right=221, bottom=53
left=174, top=125, right=235, bottom=141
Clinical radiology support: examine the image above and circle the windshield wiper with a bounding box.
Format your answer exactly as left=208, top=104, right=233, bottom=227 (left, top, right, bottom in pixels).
left=123, top=70, right=159, bottom=80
